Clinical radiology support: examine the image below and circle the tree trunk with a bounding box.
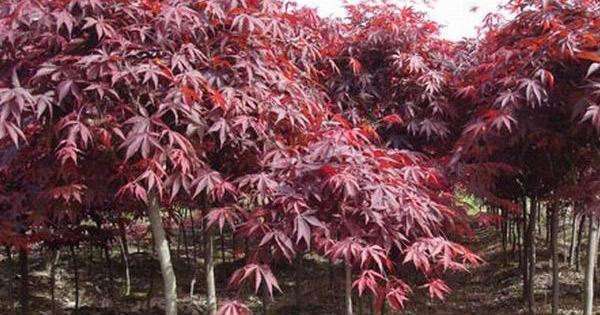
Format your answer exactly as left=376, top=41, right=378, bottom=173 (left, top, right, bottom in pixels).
left=70, top=245, right=80, bottom=315
left=262, top=284, right=269, bottom=315
left=584, top=217, right=599, bottom=315
left=345, top=261, right=353, bottom=315
left=522, top=199, right=529, bottom=303
left=50, top=249, right=60, bottom=315
left=205, top=229, right=217, bottom=315
left=577, top=215, right=587, bottom=272
left=527, top=198, right=537, bottom=314
left=147, top=195, right=178, bottom=315
left=569, top=212, right=580, bottom=267
left=118, top=232, right=131, bottom=296
left=19, top=247, right=29, bottom=315
left=295, top=255, right=303, bottom=306
left=6, top=247, right=15, bottom=314
left=550, top=204, right=559, bottom=315
left=103, top=240, right=116, bottom=308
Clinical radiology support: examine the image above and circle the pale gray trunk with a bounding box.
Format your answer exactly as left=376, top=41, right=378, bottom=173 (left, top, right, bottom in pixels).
left=550, top=205, right=559, bottom=315
left=345, top=261, right=353, bottom=315
left=584, top=218, right=599, bottom=315
left=527, top=198, right=537, bottom=314
left=205, top=229, right=217, bottom=315
left=147, top=195, right=178, bottom=315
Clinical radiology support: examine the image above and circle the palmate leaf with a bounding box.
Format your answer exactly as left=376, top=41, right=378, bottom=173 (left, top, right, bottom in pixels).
left=228, top=264, right=282, bottom=297
left=216, top=300, right=251, bottom=315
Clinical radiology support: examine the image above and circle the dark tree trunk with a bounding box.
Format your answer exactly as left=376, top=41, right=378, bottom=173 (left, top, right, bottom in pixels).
left=262, top=285, right=269, bottom=315
left=569, top=212, right=580, bottom=267
left=103, top=240, right=116, bottom=308
left=550, top=204, right=559, bottom=315
left=294, top=255, right=303, bottom=306
left=577, top=215, right=587, bottom=272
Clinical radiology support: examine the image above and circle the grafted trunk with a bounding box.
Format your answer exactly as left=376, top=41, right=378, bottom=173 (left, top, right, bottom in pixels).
left=550, top=204, right=559, bottom=315
left=147, top=195, right=178, bottom=315
left=584, top=218, right=599, bottom=315
left=345, top=261, right=353, bottom=315
left=205, top=229, right=217, bottom=315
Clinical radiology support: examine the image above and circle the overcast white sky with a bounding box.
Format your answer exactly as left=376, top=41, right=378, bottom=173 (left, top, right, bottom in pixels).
left=292, top=0, right=506, bottom=40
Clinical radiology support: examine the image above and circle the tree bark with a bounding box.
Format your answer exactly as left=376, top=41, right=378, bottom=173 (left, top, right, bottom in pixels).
left=584, top=217, right=599, bottom=315
left=294, top=255, right=303, bottom=306
left=6, top=247, right=15, bottom=314
left=70, top=245, right=80, bottom=315
left=19, top=247, right=29, bottom=315
left=50, top=249, right=60, bottom=315
left=569, top=212, right=580, bottom=267
left=205, top=228, right=217, bottom=315
left=147, top=195, right=178, bottom=315
left=103, top=240, right=115, bottom=308
left=577, top=215, right=587, bottom=272
left=118, top=231, right=131, bottom=296
left=345, top=261, right=353, bottom=315
left=550, top=204, right=559, bottom=315
left=527, top=198, right=537, bottom=314
left=522, top=198, right=529, bottom=302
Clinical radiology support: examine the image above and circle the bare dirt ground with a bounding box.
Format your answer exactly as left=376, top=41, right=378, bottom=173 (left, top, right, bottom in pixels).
left=0, top=229, right=596, bottom=314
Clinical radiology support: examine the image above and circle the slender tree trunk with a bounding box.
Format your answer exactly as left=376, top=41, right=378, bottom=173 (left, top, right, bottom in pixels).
left=119, top=233, right=131, bottom=296
left=295, top=255, right=303, bottom=306
left=584, top=217, right=599, bottom=315
left=220, top=233, right=226, bottom=263
left=19, top=247, right=29, bottom=315
left=70, top=245, right=80, bottom=315
left=103, top=240, right=115, bottom=308
left=181, top=216, right=190, bottom=261
left=345, top=261, right=353, bottom=315
left=50, top=249, right=60, bottom=315
left=522, top=199, right=529, bottom=302
left=527, top=198, right=537, bottom=314
left=6, top=247, right=15, bottom=314
left=189, top=209, right=197, bottom=261
left=147, top=195, right=178, bottom=315
left=577, top=215, right=587, bottom=272
left=205, top=229, right=217, bottom=315
left=550, top=204, right=559, bottom=315
left=262, top=284, right=269, bottom=315
left=569, top=213, right=580, bottom=267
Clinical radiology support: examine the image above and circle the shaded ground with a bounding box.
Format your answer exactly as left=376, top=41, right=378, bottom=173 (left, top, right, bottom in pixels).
left=0, top=229, right=596, bottom=314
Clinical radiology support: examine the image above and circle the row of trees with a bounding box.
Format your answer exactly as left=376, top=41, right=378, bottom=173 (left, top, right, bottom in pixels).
left=0, top=0, right=598, bottom=314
